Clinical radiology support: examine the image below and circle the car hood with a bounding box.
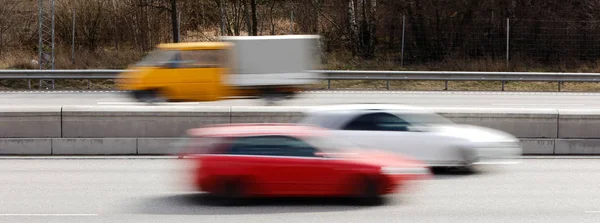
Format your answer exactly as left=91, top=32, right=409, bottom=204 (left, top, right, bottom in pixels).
left=415, top=124, right=519, bottom=143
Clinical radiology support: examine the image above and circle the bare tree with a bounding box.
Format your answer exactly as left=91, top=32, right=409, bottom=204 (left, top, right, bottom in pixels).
left=0, top=0, right=24, bottom=56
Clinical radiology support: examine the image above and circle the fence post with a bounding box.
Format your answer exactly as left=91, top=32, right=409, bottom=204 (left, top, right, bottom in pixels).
left=290, top=10, right=294, bottom=34
left=72, top=9, right=75, bottom=65
left=401, top=15, right=405, bottom=67
left=506, top=18, right=510, bottom=68
left=503, top=17, right=510, bottom=91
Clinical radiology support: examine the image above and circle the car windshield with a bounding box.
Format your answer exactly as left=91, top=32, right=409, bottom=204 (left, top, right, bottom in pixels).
left=393, top=112, right=454, bottom=125
left=134, top=49, right=178, bottom=67
left=303, top=135, right=360, bottom=154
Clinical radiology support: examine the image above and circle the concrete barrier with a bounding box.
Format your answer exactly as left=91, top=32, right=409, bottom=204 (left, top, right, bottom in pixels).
left=230, top=106, right=307, bottom=123
left=0, top=137, right=594, bottom=155
left=52, top=138, right=137, bottom=155
left=519, top=138, right=555, bottom=155
left=0, top=139, right=52, bottom=155
left=137, top=138, right=183, bottom=155
left=0, top=106, right=61, bottom=138
left=61, top=106, right=231, bottom=138
left=554, top=139, right=600, bottom=155
left=4, top=105, right=600, bottom=156
left=432, top=107, right=558, bottom=138
left=557, top=109, right=600, bottom=139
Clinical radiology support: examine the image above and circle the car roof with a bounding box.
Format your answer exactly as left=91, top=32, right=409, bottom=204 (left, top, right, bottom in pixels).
left=186, top=123, right=328, bottom=138
left=299, top=104, right=439, bottom=129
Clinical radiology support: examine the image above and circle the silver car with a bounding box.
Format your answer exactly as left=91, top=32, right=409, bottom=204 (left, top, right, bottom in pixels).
left=298, top=104, right=522, bottom=169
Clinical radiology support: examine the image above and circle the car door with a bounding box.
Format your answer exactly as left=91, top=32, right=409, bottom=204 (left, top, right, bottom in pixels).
left=225, top=135, right=331, bottom=196
left=333, top=112, right=453, bottom=164
left=270, top=136, right=337, bottom=195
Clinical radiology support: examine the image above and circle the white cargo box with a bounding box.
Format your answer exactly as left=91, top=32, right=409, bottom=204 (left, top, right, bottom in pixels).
left=220, top=35, right=321, bottom=87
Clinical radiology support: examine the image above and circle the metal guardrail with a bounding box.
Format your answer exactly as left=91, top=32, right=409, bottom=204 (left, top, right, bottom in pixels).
left=2, top=69, right=600, bottom=90
left=0, top=69, right=123, bottom=79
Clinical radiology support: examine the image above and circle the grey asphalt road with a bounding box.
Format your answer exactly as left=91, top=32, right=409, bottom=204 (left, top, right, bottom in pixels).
left=0, top=157, right=600, bottom=223
left=2, top=90, right=600, bottom=108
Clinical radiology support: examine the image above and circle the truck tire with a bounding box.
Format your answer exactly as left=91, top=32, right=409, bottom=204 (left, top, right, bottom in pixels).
left=132, top=89, right=165, bottom=103
left=260, top=89, right=287, bottom=105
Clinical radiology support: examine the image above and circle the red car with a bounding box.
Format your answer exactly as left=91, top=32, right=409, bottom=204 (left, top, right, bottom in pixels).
left=179, top=123, right=430, bottom=205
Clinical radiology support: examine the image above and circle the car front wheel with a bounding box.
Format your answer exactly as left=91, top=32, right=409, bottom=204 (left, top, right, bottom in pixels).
left=354, top=176, right=384, bottom=206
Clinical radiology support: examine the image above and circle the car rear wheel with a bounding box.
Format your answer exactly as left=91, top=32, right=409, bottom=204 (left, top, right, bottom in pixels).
left=214, top=178, right=246, bottom=206
left=354, top=176, right=383, bottom=206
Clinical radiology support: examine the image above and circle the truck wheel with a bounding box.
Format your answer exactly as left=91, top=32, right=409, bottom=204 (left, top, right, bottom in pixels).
left=260, top=89, right=286, bottom=106
left=132, top=89, right=165, bottom=103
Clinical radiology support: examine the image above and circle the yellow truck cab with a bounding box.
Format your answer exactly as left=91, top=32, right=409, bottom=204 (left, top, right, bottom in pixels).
left=117, top=35, right=321, bottom=103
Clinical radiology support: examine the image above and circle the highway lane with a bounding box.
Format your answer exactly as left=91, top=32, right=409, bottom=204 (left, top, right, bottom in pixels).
left=2, top=90, right=600, bottom=109
left=0, top=157, right=600, bottom=222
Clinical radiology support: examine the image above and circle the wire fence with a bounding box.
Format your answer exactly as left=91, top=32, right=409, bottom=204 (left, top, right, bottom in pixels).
left=379, top=18, right=600, bottom=68
left=7, top=12, right=600, bottom=72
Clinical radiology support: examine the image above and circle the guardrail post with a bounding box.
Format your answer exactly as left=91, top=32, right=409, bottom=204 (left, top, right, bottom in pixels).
left=558, top=81, right=562, bottom=91
left=444, top=81, right=448, bottom=90
left=502, top=81, right=505, bottom=91
left=386, top=80, right=390, bottom=90
left=327, top=79, right=331, bottom=89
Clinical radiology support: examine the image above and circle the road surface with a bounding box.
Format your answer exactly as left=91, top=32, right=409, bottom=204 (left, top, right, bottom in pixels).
left=2, top=90, right=600, bottom=109
left=0, top=157, right=599, bottom=222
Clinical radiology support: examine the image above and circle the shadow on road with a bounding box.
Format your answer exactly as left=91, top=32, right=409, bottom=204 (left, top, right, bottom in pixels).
left=129, top=193, right=390, bottom=215
left=429, top=166, right=497, bottom=180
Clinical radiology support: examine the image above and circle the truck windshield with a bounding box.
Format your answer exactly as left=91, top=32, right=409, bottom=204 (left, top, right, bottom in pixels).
left=134, top=50, right=178, bottom=67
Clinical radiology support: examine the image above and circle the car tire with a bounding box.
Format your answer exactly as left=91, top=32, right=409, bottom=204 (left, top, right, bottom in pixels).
left=215, top=178, right=246, bottom=206
left=355, top=176, right=383, bottom=206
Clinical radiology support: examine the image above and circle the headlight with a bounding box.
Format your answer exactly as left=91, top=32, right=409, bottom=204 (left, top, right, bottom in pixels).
left=381, top=166, right=430, bottom=175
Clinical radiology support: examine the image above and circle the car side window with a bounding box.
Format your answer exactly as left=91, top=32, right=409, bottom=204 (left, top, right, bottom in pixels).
left=343, top=112, right=411, bottom=131
left=226, top=136, right=319, bottom=157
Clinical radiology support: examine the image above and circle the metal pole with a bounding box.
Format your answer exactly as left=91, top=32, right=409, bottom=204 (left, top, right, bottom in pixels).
left=51, top=0, right=55, bottom=70
left=72, top=9, right=75, bottom=65
left=401, top=15, right=405, bottom=67
left=503, top=17, right=509, bottom=91
left=219, top=0, right=225, bottom=36
left=178, top=11, right=181, bottom=41
left=38, top=0, right=43, bottom=71
left=506, top=18, right=509, bottom=68
left=51, top=0, right=55, bottom=88
left=290, top=10, right=294, bottom=34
